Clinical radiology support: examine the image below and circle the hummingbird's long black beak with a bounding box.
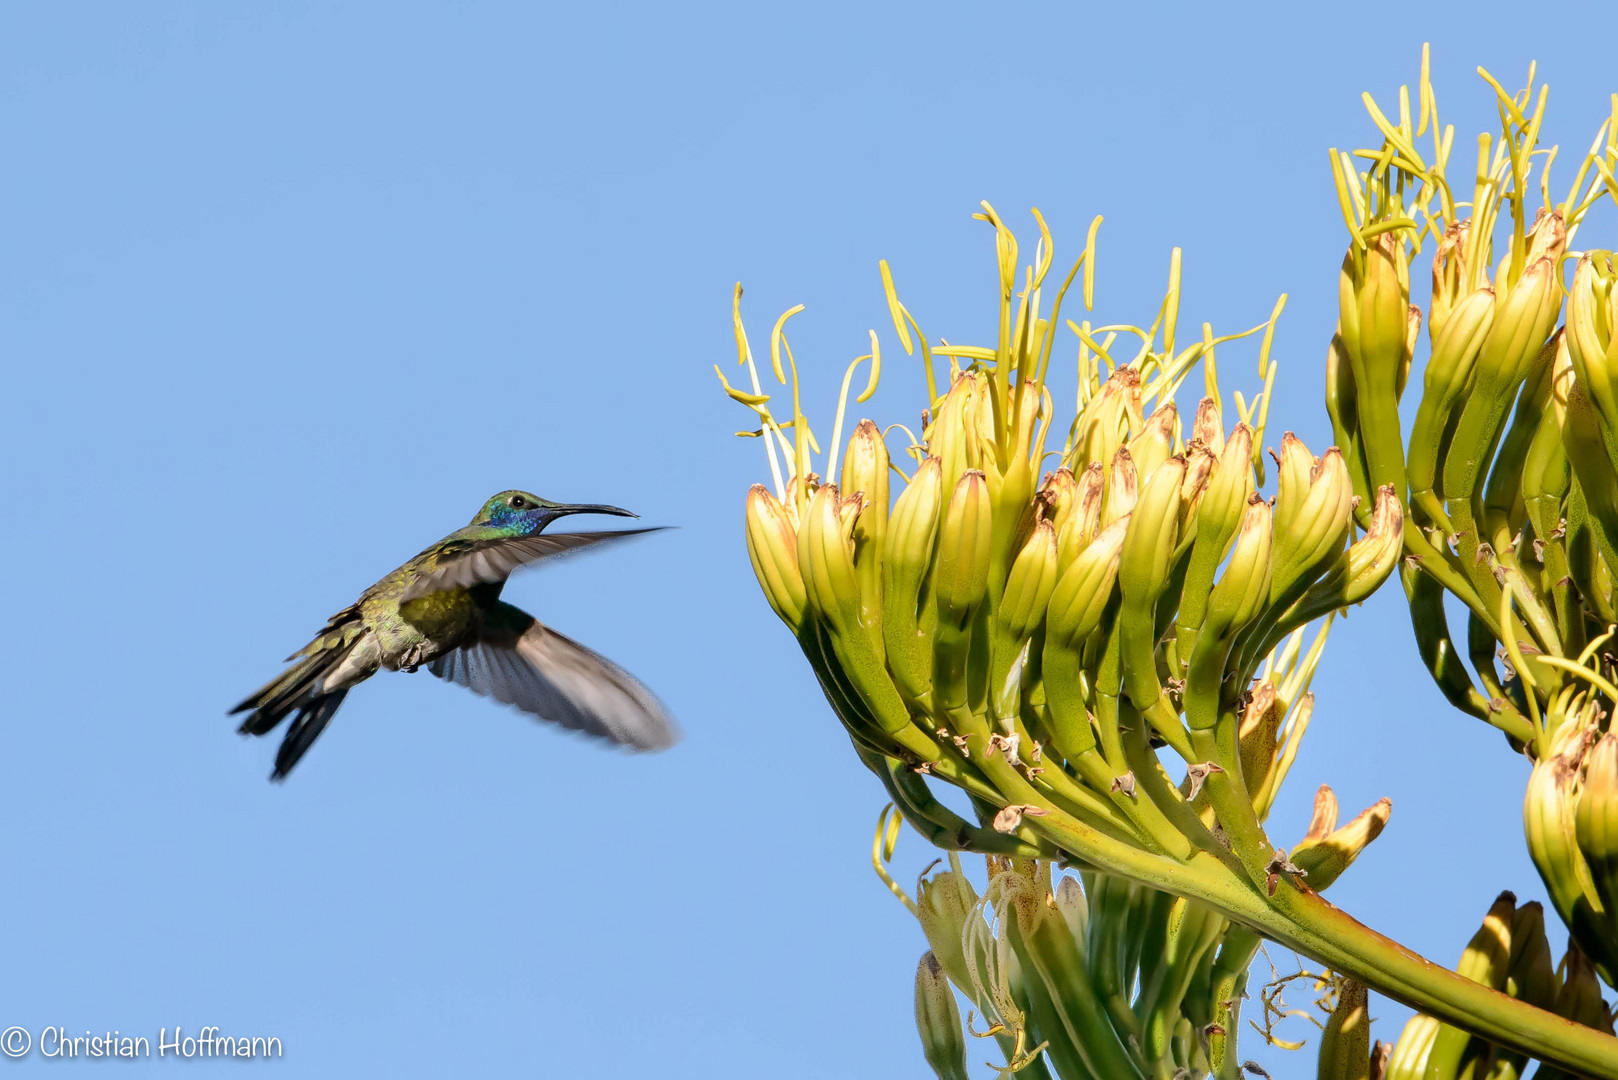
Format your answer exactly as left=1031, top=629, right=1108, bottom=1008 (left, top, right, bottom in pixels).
left=541, top=502, right=638, bottom=525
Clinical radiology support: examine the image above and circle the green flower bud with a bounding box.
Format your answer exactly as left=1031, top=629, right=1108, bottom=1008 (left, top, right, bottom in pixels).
left=1179, top=443, right=1216, bottom=536
left=1289, top=785, right=1391, bottom=892
left=1102, top=446, right=1139, bottom=529
left=1272, top=433, right=1320, bottom=539
left=1429, top=218, right=1472, bottom=345
left=1119, top=455, right=1186, bottom=608
left=883, top=457, right=944, bottom=705
left=1406, top=286, right=1495, bottom=526
left=932, top=470, right=992, bottom=711
left=1481, top=255, right=1562, bottom=391
left=1192, top=396, right=1225, bottom=456
left=1523, top=720, right=1618, bottom=986
left=798, top=481, right=862, bottom=634
left=1503, top=901, right=1558, bottom=1012
left=1034, top=467, right=1079, bottom=536
left=1288, top=484, right=1403, bottom=625
left=917, top=859, right=978, bottom=986
left=799, top=481, right=914, bottom=738
left=1522, top=331, right=1574, bottom=545
left=1566, top=252, right=1618, bottom=433
left=1553, top=945, right=1613, bottom=1030
left=935, top=470, right=993, bottom=630
left=913, top=952, right=971, bottom=1080
left=1056, top=462, right=1105, bottom=575
left=841, top=419, right=889, bottom=637
left=1205, top=494, right=1273, bottom=639
left=1323, top=329, right=1370, bottom=513
left=1342, top=234, right=1409, bottom=386
left=1315, top=977, right=1370, bottom=1080
left=1339, top=235, right=1410, bottom=498
left=1421, top=892, right=1518, bottom=1080
left=1196, top=424, right=1254, bottom=546
left=1271, top=442, right=1354, bottom=602
left=745, top=484, right=807, bottom=630
left=1128, top=402, right=1177, bottom=482
left=1575, top=732, right=1618, bottom=916
left=1175, top=424, right=1255, bottom=655
left=1071, top=366, right=1140, bottom=473
left=928, top=372, right=989, bottom=497
left=1523, top=206, right=1569, bottom=266
left=999, top=519, right=1059, bottom=643
left=1045, top=516, right=1129, bottom=651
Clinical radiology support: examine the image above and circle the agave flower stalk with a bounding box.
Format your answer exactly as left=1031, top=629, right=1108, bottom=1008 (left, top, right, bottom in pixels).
left=719, top=203, right=1618, bottom=1075
left=1325, top=46, right=1618, bottom=993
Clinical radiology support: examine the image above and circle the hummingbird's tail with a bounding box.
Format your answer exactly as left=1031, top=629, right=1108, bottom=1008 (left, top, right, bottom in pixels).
left=231, top=615, right=379, bottom=781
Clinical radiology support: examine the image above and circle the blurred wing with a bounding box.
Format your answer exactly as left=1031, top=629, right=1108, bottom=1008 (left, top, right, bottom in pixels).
left=427, top=602, right=677, bottom=751
left=399, top=527, right=665, bottom=602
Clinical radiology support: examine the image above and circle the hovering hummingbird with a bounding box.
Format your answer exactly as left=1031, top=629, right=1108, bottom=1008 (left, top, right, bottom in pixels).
left=232, top=490, right=676, bottom=780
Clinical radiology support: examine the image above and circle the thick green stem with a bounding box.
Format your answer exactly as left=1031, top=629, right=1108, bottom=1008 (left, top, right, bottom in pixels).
left=1026, top=806, right=1618, bottom=1079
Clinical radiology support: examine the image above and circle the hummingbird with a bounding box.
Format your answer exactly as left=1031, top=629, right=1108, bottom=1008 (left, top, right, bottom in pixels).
left=231, top=490, right=676, bottom=780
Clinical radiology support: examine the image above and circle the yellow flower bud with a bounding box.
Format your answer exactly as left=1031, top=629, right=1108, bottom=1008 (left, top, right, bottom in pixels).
left=1429, top=218, right=1472, bottom=345
left=1178, top=443, right=1216, bottom=537
left=1566, top=252, right=1618, bottom=433
left=1575, top=732, right=1618, bottom=912
left=1523, top=207, right=1569, bottom=268
left=1175, top=424, right=1256, bottom=657
left=928, top=372, right=989, bottom=496
left=1056, top=462, right=1104, bottom=575
left=1289, top=785, right=1391, bottom=891
left=1271, top=443, right=1354, bottom=601
left=798, top=482, right=863, bottom=634
left=1481, top=255, right=1561, bottom=389
left=1119, top=455, right=1186, bottom=608
left=744, top=484, right=807, bottom=630
left=998, top=520, right=1059, bottom=643
left=1034, top=467, right=1079, bottom=534
left=934, top=470, right=993, bottom=630
left=1204, top=495, right=1273, bottom=639
left=1045, top=516, right=1129, bottom=651
left=883, top=457, right=944, bottom=704
left=1128, top=402, right=1177, bottom=482
left=1504, top=901, right=1559, bottom=1012
left=1343, top=233, right=1410, bottom=383
left=1070, top=366, right=1140, bottom=472
left=841, top=418, right=889, bottom=634
left=1102, top=446, right=1139, bottom=528
left=1196, top=424, right=1254, bottom=545
left=1192, top=396, right=1225, bottom=456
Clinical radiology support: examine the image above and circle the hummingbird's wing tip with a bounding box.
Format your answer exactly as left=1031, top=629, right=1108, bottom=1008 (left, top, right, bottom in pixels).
left=428, top=611, right=678, bottom=754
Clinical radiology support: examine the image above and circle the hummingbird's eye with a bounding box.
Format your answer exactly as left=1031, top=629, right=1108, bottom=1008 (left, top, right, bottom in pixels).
left=508, top=496, right=526, bottom=509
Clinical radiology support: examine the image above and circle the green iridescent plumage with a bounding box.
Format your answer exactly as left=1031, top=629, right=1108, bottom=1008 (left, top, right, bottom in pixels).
left=231, top=490, right=676, bottom=780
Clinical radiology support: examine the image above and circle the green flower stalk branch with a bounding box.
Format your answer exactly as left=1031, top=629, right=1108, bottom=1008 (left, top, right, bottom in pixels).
left=1322, top=47, right=1618, bottom=998
left=717, top=192, right=1618, bottom=1075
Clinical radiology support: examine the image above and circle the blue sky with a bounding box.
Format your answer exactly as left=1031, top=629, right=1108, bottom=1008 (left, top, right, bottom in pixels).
left=2, top=2, right=1617, bottom=1076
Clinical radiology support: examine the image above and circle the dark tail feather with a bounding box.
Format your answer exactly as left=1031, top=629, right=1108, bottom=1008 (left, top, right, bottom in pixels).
left=270, top=689, right=349, bottom=782
left=232, top=649, right=346, bottom=736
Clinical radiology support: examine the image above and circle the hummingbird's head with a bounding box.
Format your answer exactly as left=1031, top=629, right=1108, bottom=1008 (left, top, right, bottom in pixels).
left=472, top=490, right=638, bottom=535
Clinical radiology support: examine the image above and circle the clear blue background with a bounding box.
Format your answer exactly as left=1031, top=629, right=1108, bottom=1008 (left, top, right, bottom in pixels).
left=3, top=2, right=1617, bottom=1076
